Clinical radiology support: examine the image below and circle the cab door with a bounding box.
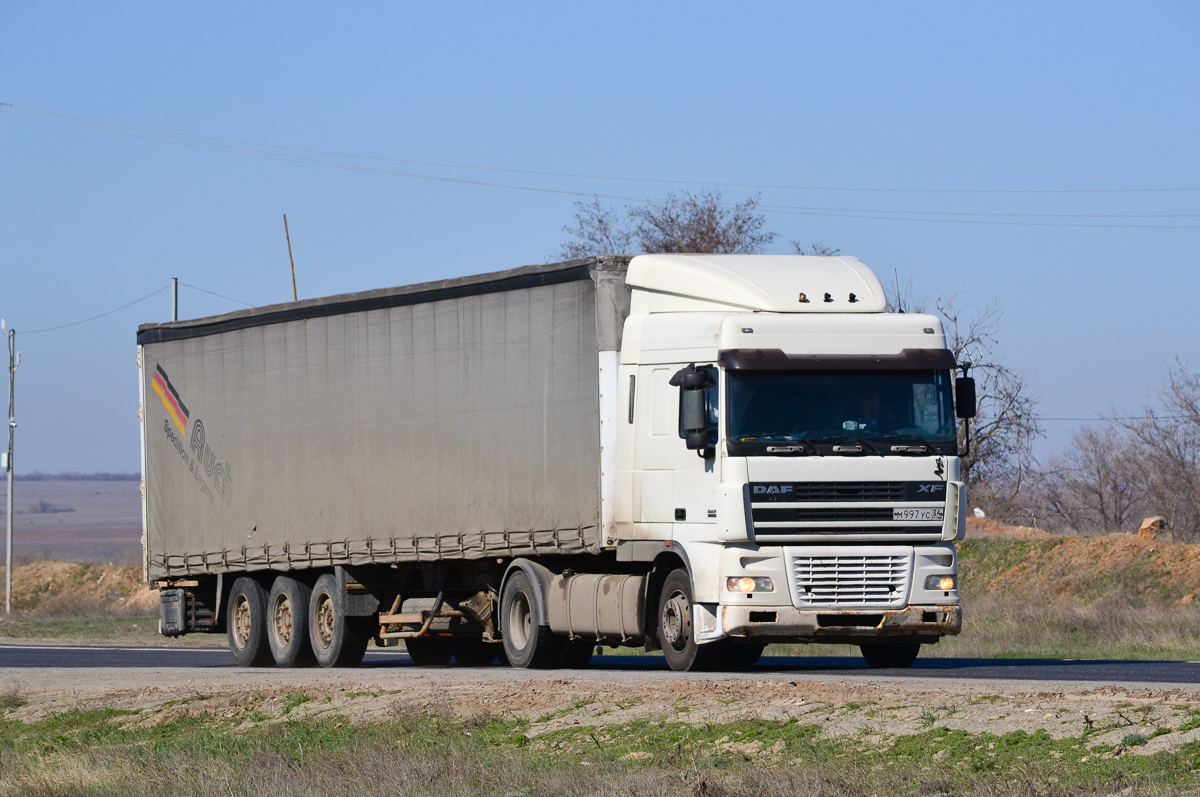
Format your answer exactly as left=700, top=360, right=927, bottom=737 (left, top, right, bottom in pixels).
left=634, top=364, right=718, bottom=531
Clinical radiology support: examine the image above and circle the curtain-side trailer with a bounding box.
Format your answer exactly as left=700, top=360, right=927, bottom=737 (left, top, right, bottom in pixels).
left=139, top=254, right=970, bottom=671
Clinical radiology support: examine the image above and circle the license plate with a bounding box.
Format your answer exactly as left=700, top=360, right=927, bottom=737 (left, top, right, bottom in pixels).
left=893, top=507, right=945, bottom=521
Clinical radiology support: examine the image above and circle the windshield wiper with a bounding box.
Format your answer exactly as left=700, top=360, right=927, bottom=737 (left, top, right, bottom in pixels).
left=872, top=433, right=940, bottom=454
left=806, top=435, right=884, bottom=457
left=733, top=435, right=816, bottom=455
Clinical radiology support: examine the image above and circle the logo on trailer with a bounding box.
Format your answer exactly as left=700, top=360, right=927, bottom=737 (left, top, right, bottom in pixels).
left=152, top=365, right=189, bottom=433
left=153, top=363, right=233, bottom=507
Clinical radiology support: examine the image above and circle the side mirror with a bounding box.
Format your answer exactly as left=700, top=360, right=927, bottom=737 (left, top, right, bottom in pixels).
left=955, top=377, right=977, bottom=419
left=681, top=390, right=708, bottom=449
left=671, top=364, right=717, bottom=452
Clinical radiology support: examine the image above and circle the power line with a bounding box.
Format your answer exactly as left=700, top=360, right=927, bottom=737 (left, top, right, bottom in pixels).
left=180, top=282, right=253, bottom=307
left=1036, top=415, right=1188, bottom=422
left=4, top=101, right=1200, bottom=227
left=23, top=286, right=169, bottom=334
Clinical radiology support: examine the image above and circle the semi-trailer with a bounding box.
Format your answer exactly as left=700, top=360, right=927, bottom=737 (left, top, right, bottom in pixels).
left=138, top=253, right=971, bottom=671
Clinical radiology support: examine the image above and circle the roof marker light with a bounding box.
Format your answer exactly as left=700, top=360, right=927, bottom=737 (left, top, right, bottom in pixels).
left=849, top=293, right=857, bottom=303
left=798, top=293, right=808, bottom=303
left=823, top=293, right=833, bottom=303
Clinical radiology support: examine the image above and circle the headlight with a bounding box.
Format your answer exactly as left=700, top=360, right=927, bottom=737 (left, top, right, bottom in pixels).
left=924, top=574, right=957, bottom=591
left=727, top=576, right=773, bottom=593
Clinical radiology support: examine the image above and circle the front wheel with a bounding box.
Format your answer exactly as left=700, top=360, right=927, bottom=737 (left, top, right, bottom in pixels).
left=308, top=573, right=369, bottom=668
left=859, top=642, right=921, bottom=669
left=657, top=569, right=720, bottom=672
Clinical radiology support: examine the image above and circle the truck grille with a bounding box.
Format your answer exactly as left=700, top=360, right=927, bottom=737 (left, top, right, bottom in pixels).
left=751, top=481, right=907, bottom=502
left=787, top=549, right=912, bottom=608
left=753, top=507, right=895, bottom=522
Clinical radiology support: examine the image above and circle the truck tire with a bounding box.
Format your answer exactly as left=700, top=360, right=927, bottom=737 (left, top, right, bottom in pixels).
left=859, top=642, right=921, bottom=669
left=227, top=576, right=273, bottom=667
left=657, top=569, right=721, bottom=672
left=405, top=637, right=454, bottom=666
left=308, top=573, right=369, bottom=668
left=267, top=575, right=315, bottom=667
left=501, top=569, right=566, bottom=668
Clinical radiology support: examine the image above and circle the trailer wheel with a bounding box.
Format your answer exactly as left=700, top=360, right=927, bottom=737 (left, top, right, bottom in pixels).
left=308, top=573, right=369, bottom=668
left=859, top=642, right=921, bottom=669
left=267, top=575, right=315, bottom=667
left=404, top=637, right=454, bottom=666
left=500, top=569, right=565, bottom=668
left=657, top=569, right=720, bottom=672
left=227, top=577, right=273, bottom=667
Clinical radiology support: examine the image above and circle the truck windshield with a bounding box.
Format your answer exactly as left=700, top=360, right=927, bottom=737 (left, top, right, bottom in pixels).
left=727, top=370, right=956, bottom=445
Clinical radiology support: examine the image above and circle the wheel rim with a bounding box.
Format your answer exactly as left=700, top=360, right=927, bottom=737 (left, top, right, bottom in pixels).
left=272, top=594, right=293, bottom=646
left=507, top=591, right=532, bottom=651
left=314, top=594, right=335, bottom=650
left=232, top=594, right=252, bottom=650
left=661, top=589, right=689, bottom=652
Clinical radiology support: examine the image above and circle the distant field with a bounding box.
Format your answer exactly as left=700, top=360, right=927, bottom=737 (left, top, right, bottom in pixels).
left=0, top=477, right=141, bottom=564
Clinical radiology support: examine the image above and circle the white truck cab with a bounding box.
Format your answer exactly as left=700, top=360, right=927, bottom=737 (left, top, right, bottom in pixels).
left=610, top=254, right=966, bottom=670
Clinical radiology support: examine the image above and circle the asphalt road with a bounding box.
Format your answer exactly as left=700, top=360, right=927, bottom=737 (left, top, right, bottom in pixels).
left=2, top=642, right=1199, bottom=684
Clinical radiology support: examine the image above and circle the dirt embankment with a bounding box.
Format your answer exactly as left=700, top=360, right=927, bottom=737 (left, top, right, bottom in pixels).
left=960, top=517, right=1200, bottom=606
left=4, top=518, right=1200, bottom=620
left=0, top=561, right=157, bottom=617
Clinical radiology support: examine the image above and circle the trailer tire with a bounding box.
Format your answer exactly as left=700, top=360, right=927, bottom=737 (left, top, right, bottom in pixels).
left=267, top=575, right=315, bottom=667
left=500, top=569, right=565, bottom=669
left=309, top=573, right=369, bottom=668
left=405, top=637, right=454, bottom=666
left=227, top=577, right=273, bottom=668
left=859, top=642, right=921, bottom=669
left=657, top=569, right=721, bottom=672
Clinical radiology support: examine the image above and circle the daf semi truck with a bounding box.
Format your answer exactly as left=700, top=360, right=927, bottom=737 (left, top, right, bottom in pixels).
left=138, top=254, right=971, bottom=671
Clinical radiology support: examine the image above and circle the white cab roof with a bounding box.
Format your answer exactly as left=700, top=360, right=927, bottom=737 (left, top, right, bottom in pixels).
left=625, top=254, right=886, bottom=313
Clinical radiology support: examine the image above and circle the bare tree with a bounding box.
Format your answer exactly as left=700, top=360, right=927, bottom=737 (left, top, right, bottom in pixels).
left=936, top=294, right=1041, bottom=499
left=791, top=240, right=841, bottom=256
left=558, top=197, right=635, bottom=259
left=1119, top=361, right=1200, bottom=539
left=632, top=189, right=776, bottom=254
left=559, top=189, right=777, bottom=258
left=1038, top=427, right=1146, bottom=533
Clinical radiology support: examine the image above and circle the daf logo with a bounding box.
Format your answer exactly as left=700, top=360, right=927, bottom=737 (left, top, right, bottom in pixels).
left=916, top=484, right=945, bottom=494
left=752, top=485, right=793, bottom=495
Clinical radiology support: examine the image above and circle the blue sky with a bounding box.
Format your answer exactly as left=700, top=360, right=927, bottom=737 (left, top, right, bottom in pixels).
left=1, top=2, right=1198, bottom=472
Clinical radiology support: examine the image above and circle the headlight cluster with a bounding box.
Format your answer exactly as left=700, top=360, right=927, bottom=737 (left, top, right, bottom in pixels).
left=924, top=574, right=957, bottom=591
left=726, top=576, right=773, bottom=593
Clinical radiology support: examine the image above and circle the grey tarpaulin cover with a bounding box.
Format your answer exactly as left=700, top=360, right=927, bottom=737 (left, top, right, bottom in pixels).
left=137, top=258, right=631, bottom=579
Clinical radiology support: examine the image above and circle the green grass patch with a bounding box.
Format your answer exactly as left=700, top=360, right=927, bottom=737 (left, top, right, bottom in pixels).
left=4, top=703, right=1200, bottom=796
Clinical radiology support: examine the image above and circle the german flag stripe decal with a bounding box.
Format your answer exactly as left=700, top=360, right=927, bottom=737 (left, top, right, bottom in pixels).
left=153, top=365, right=189, bottom=434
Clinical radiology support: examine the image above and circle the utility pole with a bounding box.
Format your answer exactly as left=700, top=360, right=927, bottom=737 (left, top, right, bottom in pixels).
left=284, top=215, right=298, bottom=302
left=3, top=323, right=15, bottom=615
left=171, top=277, right=178, bottom=322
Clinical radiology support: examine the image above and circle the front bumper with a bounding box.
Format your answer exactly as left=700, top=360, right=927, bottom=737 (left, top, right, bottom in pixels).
left=720, top=603, right=961, bottom=643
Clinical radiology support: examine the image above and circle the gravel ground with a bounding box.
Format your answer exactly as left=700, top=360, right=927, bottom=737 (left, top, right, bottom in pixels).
left=6, top=662, right=1200, bottom=757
